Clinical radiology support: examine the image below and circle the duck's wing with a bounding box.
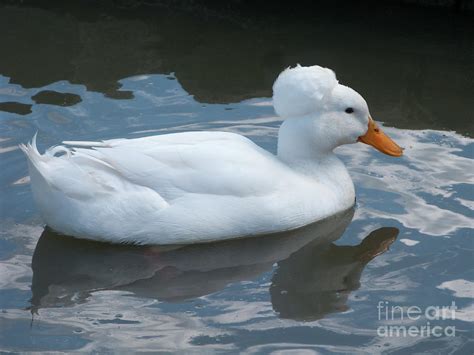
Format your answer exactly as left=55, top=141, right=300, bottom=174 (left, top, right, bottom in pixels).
left=65, top=132, right=291, bottom=202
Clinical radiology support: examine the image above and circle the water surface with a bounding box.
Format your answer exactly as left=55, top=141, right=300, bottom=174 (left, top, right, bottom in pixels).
left=0, top=2, right=473, bottom=353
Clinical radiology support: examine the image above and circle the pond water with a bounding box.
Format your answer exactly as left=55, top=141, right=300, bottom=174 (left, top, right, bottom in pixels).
left=0, top=2, right=473, bottom=353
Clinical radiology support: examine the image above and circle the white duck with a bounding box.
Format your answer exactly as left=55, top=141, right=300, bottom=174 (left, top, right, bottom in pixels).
left=21, top=65, right=402, bottom=245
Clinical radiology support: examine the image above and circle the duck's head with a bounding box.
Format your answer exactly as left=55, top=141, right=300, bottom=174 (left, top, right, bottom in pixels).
left=273, top=65, right=403, bottom=157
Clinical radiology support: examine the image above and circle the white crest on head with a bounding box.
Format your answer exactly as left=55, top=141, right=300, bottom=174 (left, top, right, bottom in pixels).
left=272, top=65, right=338, bottom=118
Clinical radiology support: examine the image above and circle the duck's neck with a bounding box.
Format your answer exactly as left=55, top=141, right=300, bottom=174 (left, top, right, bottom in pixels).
left=277, top=116, right=355, bottom=204
left=277, top=116, right=339, bottom=169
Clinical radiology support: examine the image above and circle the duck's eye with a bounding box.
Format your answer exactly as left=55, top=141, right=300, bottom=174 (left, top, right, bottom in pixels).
left=345, top=107, right=354, bottom=114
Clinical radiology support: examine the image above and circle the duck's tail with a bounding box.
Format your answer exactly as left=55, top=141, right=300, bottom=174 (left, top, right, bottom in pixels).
left=19, top=133, right=54, bottom=183
left=19, top=133, right=75, bottom=189
left=19, top=133, right=75, bottom=162
left=19, top=134, right=118, bottom=199
left=19, top=133, right=43, bottom=168
left=19, top=134, right=89, bottom=237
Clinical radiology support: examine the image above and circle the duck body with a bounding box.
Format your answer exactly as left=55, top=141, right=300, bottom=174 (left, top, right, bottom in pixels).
left=21, top=65, right=402, bottom=245
left=22, top=130, right=355, bottom=245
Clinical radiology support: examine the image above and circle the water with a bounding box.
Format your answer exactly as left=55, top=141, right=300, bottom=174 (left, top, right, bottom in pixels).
left=0, top=2, right=473, bottom=353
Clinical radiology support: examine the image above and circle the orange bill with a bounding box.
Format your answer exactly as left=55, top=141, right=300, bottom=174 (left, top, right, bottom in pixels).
left=358, top=118, right=403, bottom=157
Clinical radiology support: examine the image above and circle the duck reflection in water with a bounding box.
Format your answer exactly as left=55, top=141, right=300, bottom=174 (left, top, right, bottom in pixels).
left=30, top=208, right=397, bottom=321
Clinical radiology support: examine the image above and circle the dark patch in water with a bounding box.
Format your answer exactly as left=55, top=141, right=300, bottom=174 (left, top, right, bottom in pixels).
left=31, top=90, right=82, bottom=107
left=0, top=101, right=32, bottom=115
